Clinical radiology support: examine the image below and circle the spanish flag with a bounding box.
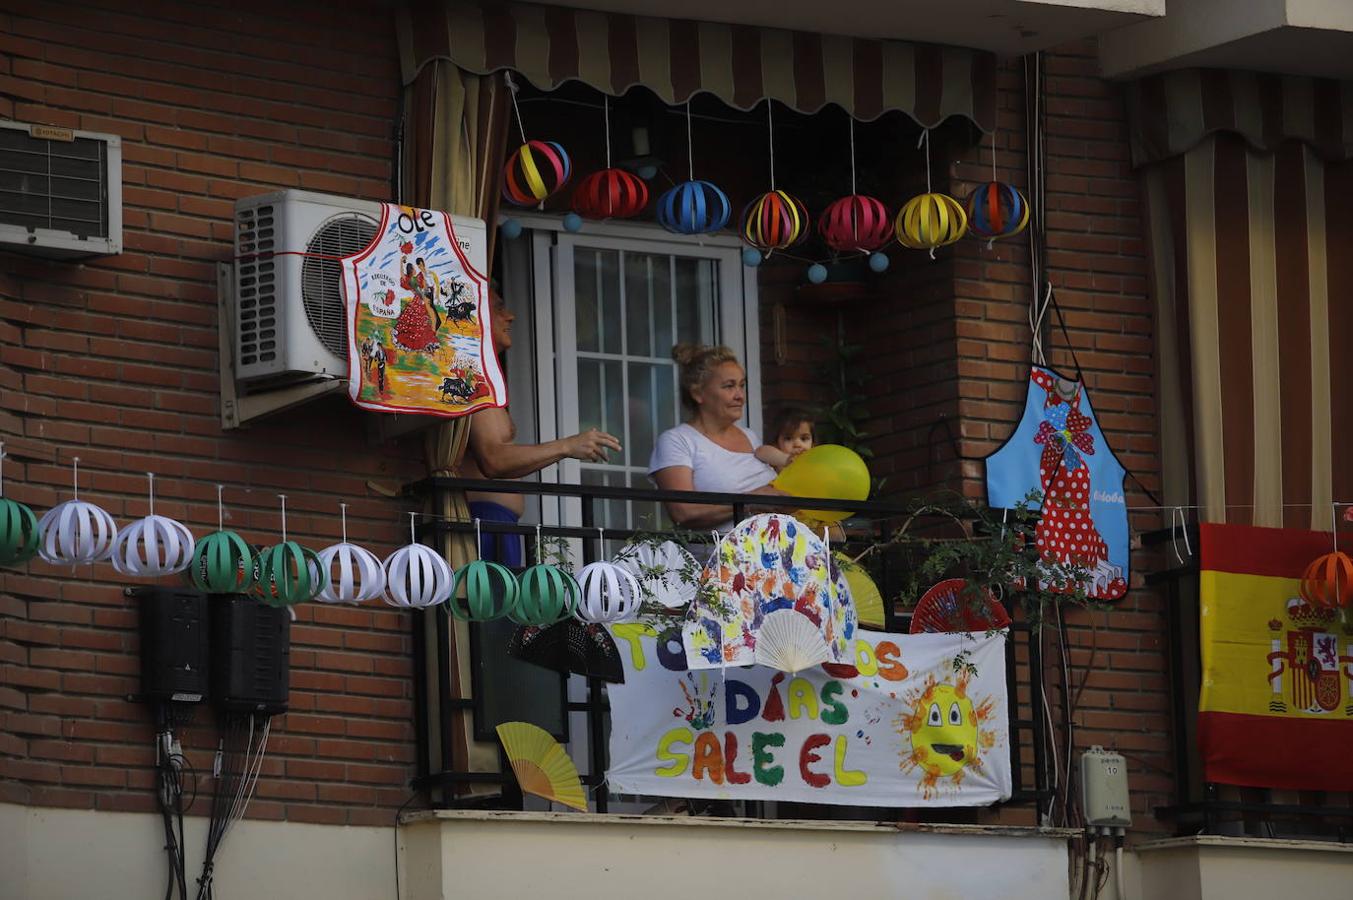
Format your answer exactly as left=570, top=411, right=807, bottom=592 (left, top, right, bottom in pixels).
left=1199, top=524, right=1353, bottom=790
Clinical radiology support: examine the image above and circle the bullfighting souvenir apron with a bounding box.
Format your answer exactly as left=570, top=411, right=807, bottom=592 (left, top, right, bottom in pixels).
left=985, top=365, right=1129, bottom=601
left=341, top=203, right=506, bottom=417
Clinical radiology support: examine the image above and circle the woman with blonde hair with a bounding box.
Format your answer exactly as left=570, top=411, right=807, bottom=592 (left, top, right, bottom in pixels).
left=648, top=343, right=784, bottom=529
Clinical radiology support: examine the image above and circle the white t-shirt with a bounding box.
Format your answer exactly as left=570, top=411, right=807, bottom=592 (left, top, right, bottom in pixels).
left=648, top=422, right=777, bottom=500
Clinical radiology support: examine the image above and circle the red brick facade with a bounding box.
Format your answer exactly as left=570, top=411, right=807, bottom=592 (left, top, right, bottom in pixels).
left=1, top=3, right=1175, bottom=832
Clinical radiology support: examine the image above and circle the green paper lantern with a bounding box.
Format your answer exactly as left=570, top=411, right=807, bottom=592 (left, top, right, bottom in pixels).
left=510, top=564, right=579, bottom=626
left=252, top=540, right=326, bottom=607
left=190, top=530, right=255, bottom=593
left=0, top=497, right=39, bottom=567
left=450, top=560, right=519, bottom=621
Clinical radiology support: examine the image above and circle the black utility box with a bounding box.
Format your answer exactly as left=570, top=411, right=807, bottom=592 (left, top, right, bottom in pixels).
left=133, top=587, right=210, bottom=704
left=209, top=594, right=290, bottom=715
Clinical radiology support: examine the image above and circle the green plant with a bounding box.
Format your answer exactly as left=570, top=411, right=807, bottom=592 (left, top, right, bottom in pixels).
left=814, top=313, right=887, bottom=497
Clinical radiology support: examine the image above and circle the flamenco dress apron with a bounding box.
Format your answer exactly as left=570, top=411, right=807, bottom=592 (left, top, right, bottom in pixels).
left=986, top=365, right=1130, bottom=601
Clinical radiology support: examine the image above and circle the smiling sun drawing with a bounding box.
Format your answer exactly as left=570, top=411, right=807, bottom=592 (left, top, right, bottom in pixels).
left=895, top=668, right=999, bottom=798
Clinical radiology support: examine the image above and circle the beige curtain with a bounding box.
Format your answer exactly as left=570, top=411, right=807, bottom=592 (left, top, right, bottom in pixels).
left=402, top=58, right=510, bottom=794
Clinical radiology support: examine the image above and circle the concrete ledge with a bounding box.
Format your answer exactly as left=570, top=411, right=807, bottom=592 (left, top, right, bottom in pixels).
left=398, top=809, right=1073, bottom=900
left=402, top=807, right=1079, bottom=840
left=1137, top=834, right=1353, bottom=854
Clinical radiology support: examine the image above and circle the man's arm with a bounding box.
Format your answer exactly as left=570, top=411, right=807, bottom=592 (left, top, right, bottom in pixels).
left=467, top=407, right=621, bottom=480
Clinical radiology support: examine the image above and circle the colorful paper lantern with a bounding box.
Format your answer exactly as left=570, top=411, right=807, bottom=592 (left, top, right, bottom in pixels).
left=1300, top=550, right=1353, bottom=608
left=451, top=559, right=519, bottom=621
left=572, top=168, right=649, bottom=220
left=38, top=460, right=117, bottom=565
left=657, top=180, right=730, bottom=235
left=740, top=189, right=808, bottom=251
left=191, top=530, right=254, bottom=593
left=895, top=192, right=968, bottom=251
left=573, top=561, right=640, bottom=624
left=510, top=564, right=578, bottom=626
left=252, top=541, right=325, bottom=607
left=818, top=195, right=892, bottom=253
left=965, top=181, right=1030, bottom=242
left=502, top=140, right=572, bottom=207
left=0, top=497, right=39, bottom=567
left=111, top=474, right=195, bottom=578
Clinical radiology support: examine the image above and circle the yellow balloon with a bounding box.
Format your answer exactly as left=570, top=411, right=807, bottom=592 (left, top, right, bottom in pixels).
left=772, top=444, right=870, bottom=524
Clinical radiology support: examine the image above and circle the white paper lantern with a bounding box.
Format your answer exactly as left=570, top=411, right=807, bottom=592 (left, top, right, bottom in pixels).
left=317, top=542, right=385, bottom=604
left=315, top=505, right=386, bottom=605
left=573, top=561, right=640, bottom=624
left=383, top=543, right=452, bottom=608
left=37, top=459, right=118, bottom=565
left=110, top=474, right=195, bottom=577
left=382, top=514, right=452, bottom=609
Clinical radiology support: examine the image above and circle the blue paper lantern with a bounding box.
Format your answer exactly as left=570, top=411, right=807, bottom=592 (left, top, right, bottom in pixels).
left=562, top=212, right=583, bottom=233
left=500, top=218, right=523, bottom=240
left=868, top=252, right=890, bottom=273
left=657, top=180, right=731, bottom=235
left=741, top=248, right=763, bottom=268
left=807, top=263, right=828, bottom=284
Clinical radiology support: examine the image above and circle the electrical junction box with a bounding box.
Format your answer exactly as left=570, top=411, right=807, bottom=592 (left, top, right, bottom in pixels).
left=133, top=587, right=209, bottom=704
left=1081, top=745, right=1131, bottom=827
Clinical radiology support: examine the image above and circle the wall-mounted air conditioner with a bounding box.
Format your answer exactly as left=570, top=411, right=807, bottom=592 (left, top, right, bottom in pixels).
left=231, top=189, right=486, bottom=385
left=0, top=121, right=122, bottom=258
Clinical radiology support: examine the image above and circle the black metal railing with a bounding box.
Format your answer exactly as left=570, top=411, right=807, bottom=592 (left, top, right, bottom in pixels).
left=403, top=477, right=1051, bottom=820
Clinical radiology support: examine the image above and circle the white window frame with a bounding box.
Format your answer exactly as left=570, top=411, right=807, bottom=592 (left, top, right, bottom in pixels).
left=501, top=213, right=761, bottom=529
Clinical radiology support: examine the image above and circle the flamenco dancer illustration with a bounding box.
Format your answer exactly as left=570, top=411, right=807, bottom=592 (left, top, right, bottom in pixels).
left=392, top=245, right=440, bottom=353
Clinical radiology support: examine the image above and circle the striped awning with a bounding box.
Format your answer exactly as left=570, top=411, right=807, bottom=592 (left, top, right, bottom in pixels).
left=1142, top=131, right=1351, bottom=528
left=396, top=0, right=996, bottom=130
left=1127, top=68, right=1353, bottom=168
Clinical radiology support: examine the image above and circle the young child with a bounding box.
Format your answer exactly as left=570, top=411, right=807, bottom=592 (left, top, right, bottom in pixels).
left=755, top=406, right=817, bottom=471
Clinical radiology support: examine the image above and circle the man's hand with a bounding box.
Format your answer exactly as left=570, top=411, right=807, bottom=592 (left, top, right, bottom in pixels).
left=564, top=428, right=622, bottom=463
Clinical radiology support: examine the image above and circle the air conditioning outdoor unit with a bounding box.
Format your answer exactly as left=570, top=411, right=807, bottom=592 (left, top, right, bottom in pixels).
left=0, top=121, right=122, bottom=258
left=231, top=189, right=487, bottom=384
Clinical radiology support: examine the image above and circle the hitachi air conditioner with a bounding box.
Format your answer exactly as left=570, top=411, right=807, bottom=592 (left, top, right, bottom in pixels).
left=231, top=189, right=487, bottom=383
left=0, top=121, right=122, bottom=258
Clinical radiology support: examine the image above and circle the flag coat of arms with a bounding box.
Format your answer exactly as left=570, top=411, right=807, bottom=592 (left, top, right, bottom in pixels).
left=1198, top=523, right=1353, bottom=790
left=341, top=204, right=506, bottom=417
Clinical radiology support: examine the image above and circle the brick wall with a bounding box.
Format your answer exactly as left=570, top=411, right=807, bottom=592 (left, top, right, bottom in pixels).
left=0, top=0, right=429, bottom=826
left=950, top=44, right=1174, bottom=830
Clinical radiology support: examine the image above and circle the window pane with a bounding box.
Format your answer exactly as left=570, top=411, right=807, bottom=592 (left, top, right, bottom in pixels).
left=674, top=257, right=717, bottom=344
left=602, top=359, right=624, bottom=456
left=575, top=250, right=599, bottom=352
left=627, top=362, right=656, bottom=471
left=654, top=363, right=677, bottom=435
left=624, top=253, right=651, bottom=357
left=577, top=359, right=602, bottom=432
left=597, top=249, right=621, bottom=355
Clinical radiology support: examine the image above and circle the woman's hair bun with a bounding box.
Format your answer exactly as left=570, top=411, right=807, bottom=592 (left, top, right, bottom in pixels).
left=671, top=342, right=703, bottom=365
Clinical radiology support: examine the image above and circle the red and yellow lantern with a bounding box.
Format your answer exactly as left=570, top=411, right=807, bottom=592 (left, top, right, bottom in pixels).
left=740, top=190, right=809, bottom=252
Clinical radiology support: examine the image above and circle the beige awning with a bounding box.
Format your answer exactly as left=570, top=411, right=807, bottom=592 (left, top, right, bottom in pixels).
left=397, top=0, right=996, bottom=130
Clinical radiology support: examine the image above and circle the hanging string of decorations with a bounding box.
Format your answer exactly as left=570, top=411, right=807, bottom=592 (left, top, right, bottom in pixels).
left=501, top=73, right=572, bottom=208
left=572, top=95, right=649, bottom=221
left=38, top=457, right=118, bottom=566
left=740, top=101, right=809, bottom=266
left=191, top=485, right=255, bottom=594
left=817, top=118, right=893, bottom=274
left=110, top=473, right=195, bottom=578
left=964, top=128, right=1029, bottom=246
left=895, top=129, right=968, bottom=256
left=657, top=100, right=731, bottom=236
left=252, top=494, right=326, bottom=607
left=0, top=443, right=39, bottom=567
left=315, top=503, right=386, bottom=605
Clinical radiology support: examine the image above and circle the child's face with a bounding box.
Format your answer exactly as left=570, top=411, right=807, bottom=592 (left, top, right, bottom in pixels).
left=776, top=421, right=814, bottom=457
